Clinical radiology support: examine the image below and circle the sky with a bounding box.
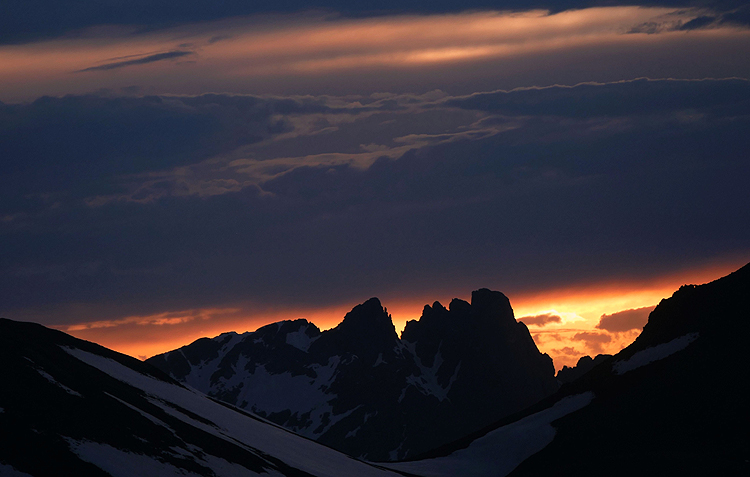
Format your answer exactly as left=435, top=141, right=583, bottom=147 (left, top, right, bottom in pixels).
left=1, top=0, right=749, bottom=370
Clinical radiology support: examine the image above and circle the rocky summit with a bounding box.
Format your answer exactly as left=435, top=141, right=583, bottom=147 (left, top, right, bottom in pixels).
left=147, top=289, right=559, bottom=461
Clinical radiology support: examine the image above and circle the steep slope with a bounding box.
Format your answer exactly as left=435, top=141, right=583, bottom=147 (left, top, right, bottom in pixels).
left=0, top=318, right=411, bottom=477
left=386, top=262, right=750, bottom=477
left=147, top=290, right=558, bottom=461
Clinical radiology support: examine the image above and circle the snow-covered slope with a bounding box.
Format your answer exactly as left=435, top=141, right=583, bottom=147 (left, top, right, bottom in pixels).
left=384, top=392, right=594, bottom=477
left=0, top=318, right=411, bottom=477
left=148, top=290, right=559, bottom=461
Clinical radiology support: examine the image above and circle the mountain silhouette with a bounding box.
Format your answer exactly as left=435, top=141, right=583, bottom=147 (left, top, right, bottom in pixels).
left=555, top=354, right=612, bottom=384
left=148, top=289, right=559, bottom=461
left=0, top=318, right=412, bottom=476
left=387, top=262, right=750, bottom=477
left=2, top=264, right=748, bottom=475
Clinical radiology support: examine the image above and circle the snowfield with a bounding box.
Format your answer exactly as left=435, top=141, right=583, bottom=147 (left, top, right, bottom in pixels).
left=613, top=333, right=699, bottom=375
left=59, top=344, right=594, bottom=477
left=383, top=392, right=594, bottom=477
left=62, top=346, right=404, bottom=477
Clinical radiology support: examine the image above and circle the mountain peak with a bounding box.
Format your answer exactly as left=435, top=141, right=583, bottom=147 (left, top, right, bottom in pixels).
left=471, top=288, right=515, bottom=326
left=309, top=297, right=398, bottom=362
left=336, top=297, right=394, bottom=336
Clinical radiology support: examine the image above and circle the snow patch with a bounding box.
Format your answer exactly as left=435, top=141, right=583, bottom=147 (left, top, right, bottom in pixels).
left=215, top=331, right=246, bottom=355
left=385, top=392, right=595, bottom=477
left=300, top=405, right=358, bottom=439
left=103, top=392, right=173, bottom=431
left=0, top=463, right=34, bottom=477
left=224, top=356, right=337, bottom=415
left=397, top=385, right=409, bottom=403
left=201, top=453, right=286, bottom=477
left=402, top=341, right=460, bottom=402
left=212, top=331, right=237, bottom=343
left=614, top=333, right=699, bottom=375
left=35, top=368, right=82, bottom=397
left=387, top=438, right=408, bottom=462
left=173, top=333, right=248, bottom=390
left=66, top=438, right=277, bottom=477
left=285, top=325, right=318, bottom=352
left=66, top=438, right=205, bottom=477
left=182, top=359, right=221, bottom=391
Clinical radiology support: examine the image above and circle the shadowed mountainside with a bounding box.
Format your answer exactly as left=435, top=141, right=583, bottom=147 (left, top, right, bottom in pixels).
left=555, top=354, right=612, bottom=384
left=388, top=262, right=750, bottom=477
left=147, top=289, right=559, bottom=461
left=0, top=318, right=414, bottom=476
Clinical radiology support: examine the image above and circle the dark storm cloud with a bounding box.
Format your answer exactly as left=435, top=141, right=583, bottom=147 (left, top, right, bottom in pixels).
left=518, top=313, right=563, bottom=327
left=78, top=51, right=195, bottom=72
left=0, top=92, right=337, bottom=215
left=1, top=78, right=750, bottom=324
left=720, top=5, right=750, bottom=27
left=596, top=306, right=654, bottom=332
left=2, top=0, right=744, bottom=44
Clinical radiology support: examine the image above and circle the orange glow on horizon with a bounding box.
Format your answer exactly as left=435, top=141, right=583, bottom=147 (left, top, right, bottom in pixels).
left=58, top=258, right=747, bottom=371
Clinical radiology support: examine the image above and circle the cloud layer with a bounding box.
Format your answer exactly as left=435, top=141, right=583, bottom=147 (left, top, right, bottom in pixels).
left=518, top=313, right=563, bottom=327
left=2, top=78, right=748, bottom=333
left=2, top=7, right=749, bottom=101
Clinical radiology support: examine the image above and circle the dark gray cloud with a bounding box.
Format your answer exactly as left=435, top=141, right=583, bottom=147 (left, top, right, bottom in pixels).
left=596, top=306, right=654, bottom=332
left=78, top=51, right=195, bottom=72
left=0, top=93, right=337, bottom=215
left=518, top=313, right=563, bottom=327
left=678, top=16, right=717, bottom=30
left=572, top=332, right=612, bottom=353
left=5, top=0, right=740, bottom=45
left=1, top=78, right=749, bottom=325
left=720, top=5, right=750, bottom=27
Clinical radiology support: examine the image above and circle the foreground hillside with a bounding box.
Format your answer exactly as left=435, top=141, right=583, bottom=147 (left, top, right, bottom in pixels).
left=385, top=262, right=750, bottom=476
left=148, top=289, right=558, bottom=460
left=2, top=262, right=748, bottom=476
left=0, top=319, right=410, bottom=477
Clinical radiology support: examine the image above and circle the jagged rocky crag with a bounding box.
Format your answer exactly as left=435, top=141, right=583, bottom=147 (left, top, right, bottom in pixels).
left=147, top=289, right=559, bottom=461
left=392, top=263, right=750, bottom=477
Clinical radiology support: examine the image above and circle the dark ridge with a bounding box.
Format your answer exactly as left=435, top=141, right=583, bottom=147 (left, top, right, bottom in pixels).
left=147, top=289, right=559, bottom=461
left=408, top=261, right=750, bottom=472
left=556, top=354, right=612, bottom=384
left=0, top=317, right=308, bottom=477
left=0, top=318, right=178, bottom=385
left=309, top=297, right=398, bottom=362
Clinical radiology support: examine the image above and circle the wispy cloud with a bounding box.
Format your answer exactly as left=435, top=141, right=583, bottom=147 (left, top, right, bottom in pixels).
left=64, top=307, right=240, bottom=331
left=78, top=50, right=195, bottom=72
left=2, top=7, right=748, bottom=101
